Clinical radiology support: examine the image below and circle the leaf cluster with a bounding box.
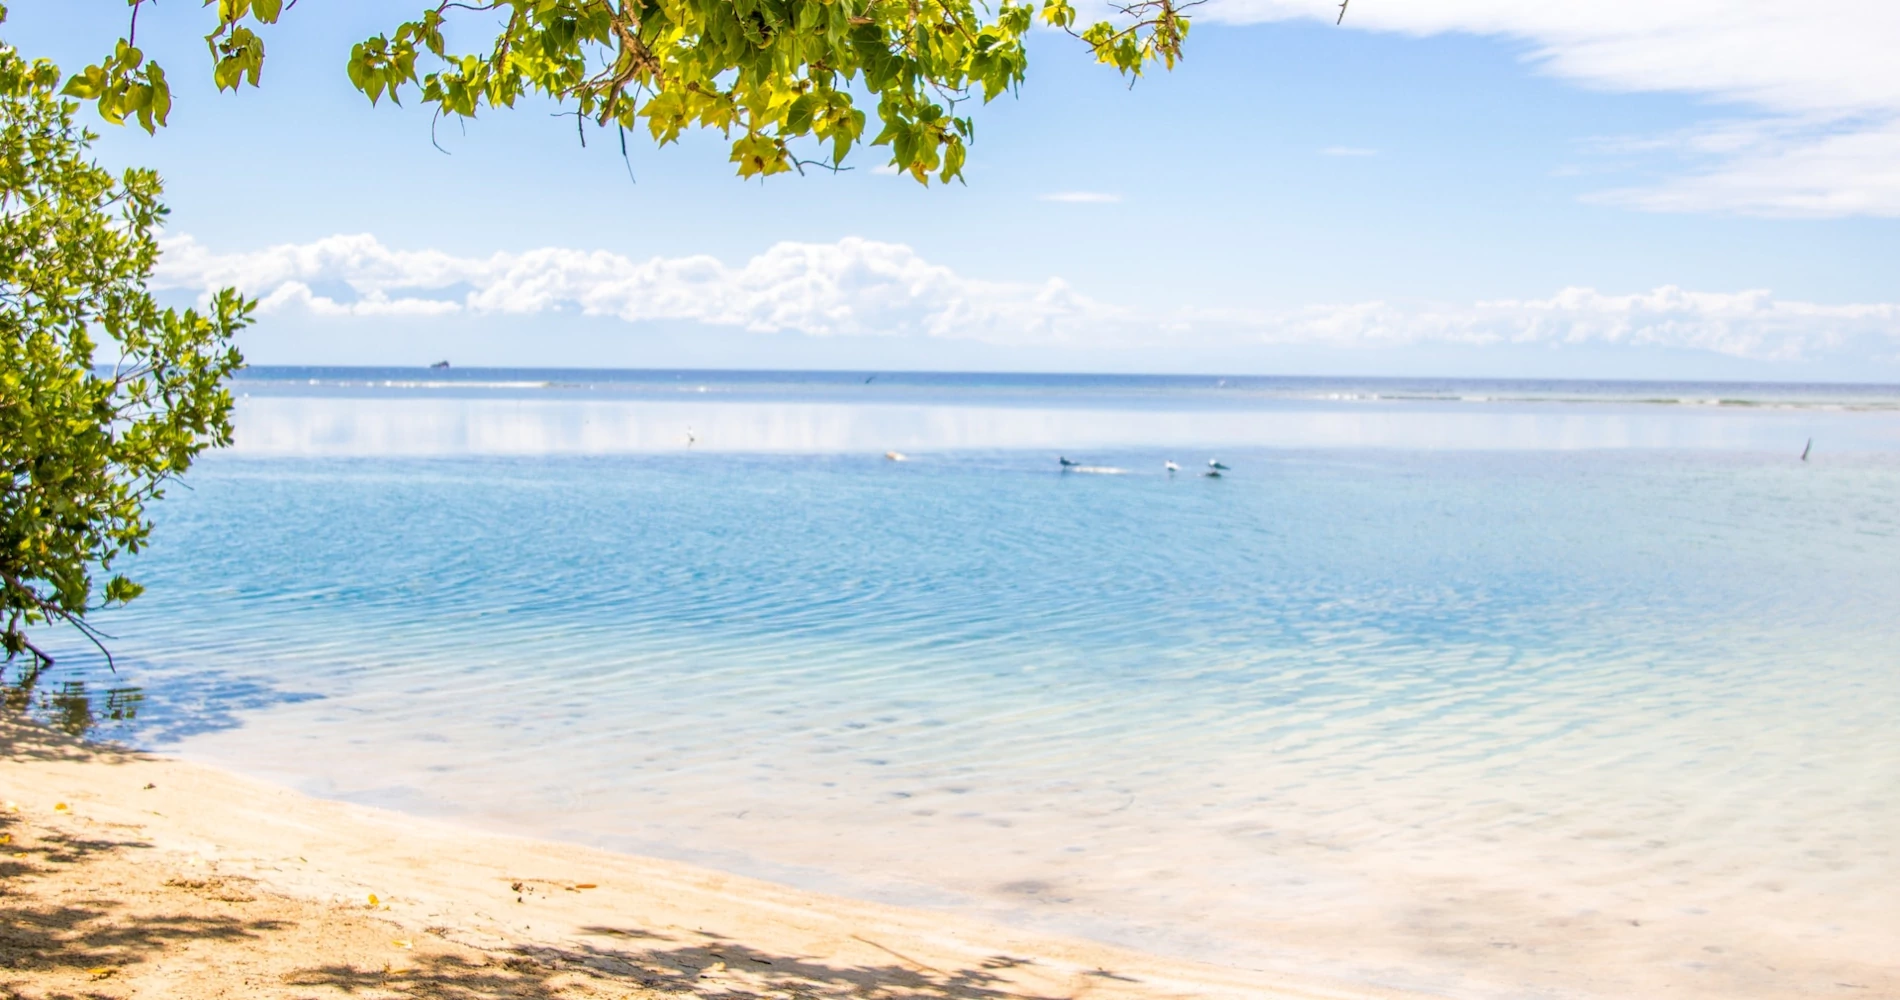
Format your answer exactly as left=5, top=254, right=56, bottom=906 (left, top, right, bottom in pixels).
left=1, top=17, right=249, bottom=672
left=67, top=0, right=1192, bottom=183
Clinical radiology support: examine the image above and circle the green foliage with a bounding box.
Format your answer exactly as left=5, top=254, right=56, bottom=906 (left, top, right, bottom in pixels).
left=1, top=15, right=250, bottom=672
left=68, top=0, right=1192, bottom=184
left=57, top=38, right=170, bottom=131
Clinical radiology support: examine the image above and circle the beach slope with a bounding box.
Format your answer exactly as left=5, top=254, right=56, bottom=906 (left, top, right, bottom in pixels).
left=0, top=717, right=1408, bottom=1000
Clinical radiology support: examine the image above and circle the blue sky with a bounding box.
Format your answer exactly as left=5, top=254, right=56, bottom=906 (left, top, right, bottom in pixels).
left=9, top=1, right=1898, bottom=378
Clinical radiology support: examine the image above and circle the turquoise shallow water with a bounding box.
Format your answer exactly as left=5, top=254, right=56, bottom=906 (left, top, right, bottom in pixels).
left=19, top=370, right=1900, bottom=998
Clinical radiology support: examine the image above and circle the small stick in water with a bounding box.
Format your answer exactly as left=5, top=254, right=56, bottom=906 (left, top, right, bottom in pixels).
left=1801, top=438, right=1812, bottom=462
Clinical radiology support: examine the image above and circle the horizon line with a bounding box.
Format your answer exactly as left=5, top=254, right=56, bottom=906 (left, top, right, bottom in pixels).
left=222, top=364, right=1900, bottom=390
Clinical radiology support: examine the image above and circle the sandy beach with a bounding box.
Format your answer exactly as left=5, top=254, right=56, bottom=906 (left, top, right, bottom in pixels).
left=0, top=716, right=1418, bottom=1000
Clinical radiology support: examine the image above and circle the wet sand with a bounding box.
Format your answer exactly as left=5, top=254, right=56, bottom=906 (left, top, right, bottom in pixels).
left=0, top=716, right=1414, bottom=1000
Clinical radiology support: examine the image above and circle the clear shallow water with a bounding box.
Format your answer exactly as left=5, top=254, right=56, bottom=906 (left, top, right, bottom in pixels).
left=21, top=370, right=1900, bottom=998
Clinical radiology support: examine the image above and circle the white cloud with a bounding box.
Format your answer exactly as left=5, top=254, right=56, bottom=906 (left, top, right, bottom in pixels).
left=1588, top=119, right=1900, bottom=217
left=1319, top=146, right=1378, bottom=157
left=256, top=282, right=464, bottom=318
left=1205, top=0, right=1900, bottom=216
left=1038, top=192, right=1124, bottom=203
left=1460, top=286, right=1896, bottom=360
left=155, top=233, right=1900, bottom=362
left=156, top=234, right=1122, bottom=346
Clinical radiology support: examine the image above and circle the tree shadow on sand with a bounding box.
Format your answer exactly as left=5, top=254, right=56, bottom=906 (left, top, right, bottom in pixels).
left=0, top=807, right=284, bottom=986
left=1, top=718, right=1089, bottom=1000
left=0, top=701, right=148, bottom=766
left=285, top=930, right=1070, bottom=999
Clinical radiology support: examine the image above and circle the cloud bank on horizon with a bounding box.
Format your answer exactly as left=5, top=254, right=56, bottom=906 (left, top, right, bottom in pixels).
left=157, top=234, right=1900, bottom=364
left=1218, top=0, right=1900, bottom=217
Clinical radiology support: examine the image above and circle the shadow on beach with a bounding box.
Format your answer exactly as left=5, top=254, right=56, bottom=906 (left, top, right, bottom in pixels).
left=0, top=716, right=1073, bottom=1000
left=281, top=939, right=1060, bottom=1000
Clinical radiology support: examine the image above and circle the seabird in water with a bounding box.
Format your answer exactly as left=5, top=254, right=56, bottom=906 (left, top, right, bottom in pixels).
left=1059, top=456, right=1079, bottom=468
left=1164, top=460, right=1180, bottom=473
left=1208, top=459, right=1230, bottom=471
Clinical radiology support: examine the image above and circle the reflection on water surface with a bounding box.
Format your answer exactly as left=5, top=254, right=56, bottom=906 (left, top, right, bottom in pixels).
left=3, top=666, right=145, bottom=738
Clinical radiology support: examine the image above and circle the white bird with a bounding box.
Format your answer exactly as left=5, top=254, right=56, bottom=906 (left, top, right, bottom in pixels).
left=1164, top=460, right=1180, bottom=473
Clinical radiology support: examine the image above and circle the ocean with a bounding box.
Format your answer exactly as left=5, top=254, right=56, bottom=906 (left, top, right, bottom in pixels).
left=17, top=368, right=1900, bottom=997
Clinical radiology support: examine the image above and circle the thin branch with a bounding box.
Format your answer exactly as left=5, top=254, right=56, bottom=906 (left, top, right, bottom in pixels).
left=5, top=610, right=52, bottom=678
left=1337, top=0, right=1349, bottom=25
left=429, top=107, right=453, bottom=154
left=0, top=567, right=118, bottom=673
left=63, top=615, right=120, bottom=674
left=13, top=632, right=53, bottom=677
left=789, top=155, right=853, bottom=176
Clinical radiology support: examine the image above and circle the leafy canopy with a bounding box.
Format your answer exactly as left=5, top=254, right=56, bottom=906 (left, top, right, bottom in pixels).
left=1, top=9, right=249, bottom=673
left=65, top=0, right=1194, bottom=184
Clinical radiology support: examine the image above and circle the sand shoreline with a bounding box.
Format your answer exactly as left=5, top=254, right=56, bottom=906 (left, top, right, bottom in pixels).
left=0, top=716, right=1419, bottom=1000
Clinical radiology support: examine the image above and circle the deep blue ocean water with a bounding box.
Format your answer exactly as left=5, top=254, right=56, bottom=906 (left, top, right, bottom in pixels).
left=16, top=369, right=1900, bottom=998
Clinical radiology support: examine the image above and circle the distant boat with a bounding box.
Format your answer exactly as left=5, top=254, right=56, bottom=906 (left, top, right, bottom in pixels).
left=885, top=451, right=908, bottom=462
left=429, top=360, right=450, bottom=369
left=1207, top=459, right=1230, bottom=471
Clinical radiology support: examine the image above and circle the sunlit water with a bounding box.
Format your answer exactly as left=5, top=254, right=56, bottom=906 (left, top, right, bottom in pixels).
left=20, top=369, right=1900, bottom=998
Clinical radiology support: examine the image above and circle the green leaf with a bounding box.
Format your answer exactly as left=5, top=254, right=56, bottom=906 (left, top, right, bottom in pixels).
left=940, top=137, right=965, bottom=182
left=59, top=0, right=1190, bottom=185
left=59, top=68, right=102, bottom=99
left=0, top=48, right=249, bottom=667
